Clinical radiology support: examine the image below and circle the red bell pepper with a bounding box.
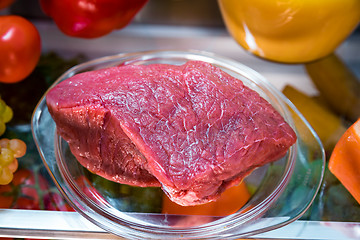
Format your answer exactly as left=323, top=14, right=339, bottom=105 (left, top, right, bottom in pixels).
left=39, top=0, right=148, bottom=38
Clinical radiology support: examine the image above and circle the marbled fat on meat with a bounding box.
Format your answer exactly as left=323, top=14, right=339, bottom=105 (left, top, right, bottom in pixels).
left=46, top=61, right=297, bottom=206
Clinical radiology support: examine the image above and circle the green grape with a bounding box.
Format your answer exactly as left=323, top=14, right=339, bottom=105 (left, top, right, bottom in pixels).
left=0, top=99, right=6, bottom=115
left=2, top=106, right=13, bottom=123
left=9, top=139, right=27, bottom=158
left=0, top=138, right=24, bottom=185
left=0, top=98, right=13, bottom=136
left=0, top=148, right=14, bottom=166
left=0, top=166, right=13, bottom=185
left=0, top=138, right=9, bottom=148
left=0, top=122, right=5, bottom=136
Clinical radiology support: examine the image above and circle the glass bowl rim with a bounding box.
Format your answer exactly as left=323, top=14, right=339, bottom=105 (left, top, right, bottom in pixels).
left=32, top=49, right=324, bottom=239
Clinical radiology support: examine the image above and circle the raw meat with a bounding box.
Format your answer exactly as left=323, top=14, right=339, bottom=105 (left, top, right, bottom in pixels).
left=46, top=61, right=297, bottom=206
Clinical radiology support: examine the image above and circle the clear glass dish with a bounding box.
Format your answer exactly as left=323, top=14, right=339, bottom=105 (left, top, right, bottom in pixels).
left=31, top=50, right=325, bottom=239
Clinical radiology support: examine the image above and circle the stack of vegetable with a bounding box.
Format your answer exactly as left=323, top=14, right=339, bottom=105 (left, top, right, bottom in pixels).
left=0, top=98, right=26, bottom=186
left=0, top=52, right=85, bottom=211
left=1, top=0, right=359, bottom=221
left=282, top=53, right=360, bottom=220
left=1, top=0, right=149, bottom=205
left=1, top=0, right=149, bottom=84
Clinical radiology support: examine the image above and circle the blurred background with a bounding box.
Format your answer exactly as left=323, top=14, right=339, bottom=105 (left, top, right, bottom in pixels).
left=5, top=0, right=225, bottom=27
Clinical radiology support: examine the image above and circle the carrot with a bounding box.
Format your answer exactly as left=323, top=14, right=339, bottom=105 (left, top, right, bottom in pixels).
left=282, top=85, right=347, bottom=153
left=328, top=118, right=360, bottom=204
left=162, top=181, right=251, bottom=216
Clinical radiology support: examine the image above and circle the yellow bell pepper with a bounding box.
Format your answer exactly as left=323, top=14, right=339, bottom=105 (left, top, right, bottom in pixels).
left=218, top=0, right=360, bottom=63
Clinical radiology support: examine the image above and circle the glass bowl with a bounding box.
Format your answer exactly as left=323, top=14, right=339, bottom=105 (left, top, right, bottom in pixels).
left=32, top=50, right=325, bottom=239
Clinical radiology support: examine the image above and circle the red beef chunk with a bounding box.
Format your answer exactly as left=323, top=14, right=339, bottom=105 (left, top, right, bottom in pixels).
left=46, top=61, right=297, bottom=206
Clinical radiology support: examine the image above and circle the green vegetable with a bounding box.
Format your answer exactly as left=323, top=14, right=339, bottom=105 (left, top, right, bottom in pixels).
left=0, top=52, right=86, bottom=125
left=86, top=171, right=163, bottom=213
left=316, top=167, right=360, bottom=222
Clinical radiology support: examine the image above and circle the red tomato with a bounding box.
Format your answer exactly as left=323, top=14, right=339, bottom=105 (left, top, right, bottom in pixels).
left=0, top=169, right=74, bottom=211
left=0, top=184, right=14, bottom=208
left=0, top=15, right=41, bottom=83
left=43, top=192, right=74, bottom=211
left=12, top=169, right=48, bottom=209
left=0, top=169, right=49, bottom=209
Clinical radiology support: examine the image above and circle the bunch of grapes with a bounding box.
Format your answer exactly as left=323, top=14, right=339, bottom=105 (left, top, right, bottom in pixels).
left=0, top=98, right=13, bottom=136
left=0, top=97, right=28, bottom=185
left=0, top=139, right=27, bottom=185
